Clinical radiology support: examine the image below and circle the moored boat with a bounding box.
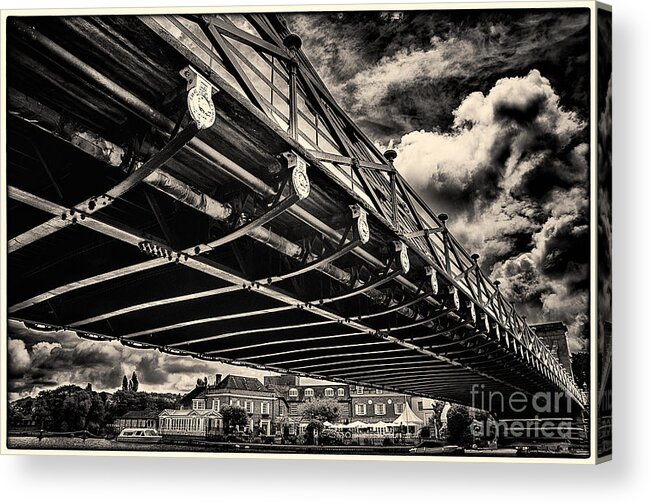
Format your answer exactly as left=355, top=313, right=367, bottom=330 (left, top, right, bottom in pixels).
left=117, top=428, right=162, bottom=443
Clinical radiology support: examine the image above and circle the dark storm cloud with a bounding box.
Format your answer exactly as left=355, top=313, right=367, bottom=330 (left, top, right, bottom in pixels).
left=7, top=320, right=271, bottom=400
left=393, top=70, right=590, bottom=350
left=286, top=9, right=590, bottom=142
left=286, top=9, right=591, bottom=352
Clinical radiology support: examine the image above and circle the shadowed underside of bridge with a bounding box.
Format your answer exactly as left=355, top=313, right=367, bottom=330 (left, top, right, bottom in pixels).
left=5, top=13, right=585, bottom=415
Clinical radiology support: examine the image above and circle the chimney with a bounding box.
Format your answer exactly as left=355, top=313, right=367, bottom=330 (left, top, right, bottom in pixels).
left=215, top=374, right=222, bottom=386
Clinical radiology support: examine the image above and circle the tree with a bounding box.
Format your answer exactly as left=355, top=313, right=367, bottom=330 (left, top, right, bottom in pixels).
left=32, top=385, right=95, bottom=433
left=122, top=375, right=129, bottom=391
left=106, top=389, right=178, bottom=421
left=131, top=371, right=139, bottom=392
left=446, top=405, right=473, bottom=446
left=220, top=405, right=248, bottom=435
left=298, top=399, right=341, bottom=423
left=428, top=400, right=446, bottom=438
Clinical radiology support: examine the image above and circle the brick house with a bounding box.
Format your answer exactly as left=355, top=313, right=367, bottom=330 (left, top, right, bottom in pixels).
left=349, top=385, right=410, bottom=423
left=265, top=375, right=351, bottom=433
left=192, top=374, right=278, bottom=436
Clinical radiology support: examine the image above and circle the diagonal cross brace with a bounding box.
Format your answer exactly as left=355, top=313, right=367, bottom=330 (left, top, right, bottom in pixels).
left=189, top=152, right=310, bottom=256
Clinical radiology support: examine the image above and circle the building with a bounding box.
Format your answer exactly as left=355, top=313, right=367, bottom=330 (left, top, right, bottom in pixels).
left=158, top=409, right=222, bottom=437
left=176, top=382, right=207, bottom=410
left=114, top=410, right=159, bottom=431
left=190, top=374, right=278, bottom=436
left=349, top=385, right=410, bottom=424
left=410, top=397, right=439, bottom=425
left=265, top=375, right=352, bottom=425
left=532, top=322, right=574, bottom=378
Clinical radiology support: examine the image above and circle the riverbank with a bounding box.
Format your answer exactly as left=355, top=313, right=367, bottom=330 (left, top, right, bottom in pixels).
left=6, top=436, right=588, bottom=458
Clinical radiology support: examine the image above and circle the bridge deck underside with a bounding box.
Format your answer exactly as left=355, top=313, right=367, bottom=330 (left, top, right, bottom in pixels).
left=5, top=15, right=583, bottom=414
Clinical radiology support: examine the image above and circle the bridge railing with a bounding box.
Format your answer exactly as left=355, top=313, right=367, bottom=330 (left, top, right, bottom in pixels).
left=141, top=13, right=583, bottom=404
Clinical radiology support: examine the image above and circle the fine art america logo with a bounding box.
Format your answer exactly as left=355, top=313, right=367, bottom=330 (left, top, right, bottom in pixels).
left=469, top=384, right=576, bottom=439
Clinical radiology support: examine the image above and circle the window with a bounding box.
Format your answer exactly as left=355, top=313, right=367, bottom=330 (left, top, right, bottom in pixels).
left=325, top=388, right=334, bottom=397
left=337, top=388, right=345, bottom=397
left=289, top=404, right=299, bottom=415
left=340, top=404, right=349, bottom=415
left=417, top=401, right=424, bottom=411
left=304, top=388, right=314, bottom=398
left=261, top=402, right=270, bottom=415
left=355, top=386, right=364, bottom=395
left=245, top=401, right=254, bottom=414
left=355, top=404, right=367, bottom=416
left=374, top=403, right=386, bottom=415
left=289, top=388, right=298, bottom=398
left=394, top=402, right=405, bottom=414
left=192, top=399, right=206, bottom=410
left=212, top=399, right=220, bottom=411
left=375, top=388, right=383, bottom=394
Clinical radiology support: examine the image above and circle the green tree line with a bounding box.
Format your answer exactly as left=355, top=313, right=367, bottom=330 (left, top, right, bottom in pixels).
left=9, top=376, right=179, bottom=435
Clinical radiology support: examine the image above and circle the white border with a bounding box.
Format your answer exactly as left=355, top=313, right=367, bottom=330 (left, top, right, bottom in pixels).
left=0, top=0, right=605, bottom=465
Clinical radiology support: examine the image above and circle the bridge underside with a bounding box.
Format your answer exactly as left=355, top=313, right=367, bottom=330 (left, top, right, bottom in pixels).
left=5, top=14, right=584, bottom=416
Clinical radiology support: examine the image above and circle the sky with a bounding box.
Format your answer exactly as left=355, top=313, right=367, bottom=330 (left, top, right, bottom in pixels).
left=8, top=9, right=592, bottom=400
left=286, top=8, right=591, bottom=350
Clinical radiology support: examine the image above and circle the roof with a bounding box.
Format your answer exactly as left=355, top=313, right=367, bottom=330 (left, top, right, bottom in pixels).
left=177, top=385, right=207, bottom=405
left=393, top=403, right=424, bottom=425
left=159, top=409, right=222, bottom=419
left=212, top=375, right=267, bottom=392
left=118, top=410, right=160, bottom=419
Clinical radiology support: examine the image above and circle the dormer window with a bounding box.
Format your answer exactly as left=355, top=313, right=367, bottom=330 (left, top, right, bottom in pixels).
left=289, top=388, right=298, bottom=398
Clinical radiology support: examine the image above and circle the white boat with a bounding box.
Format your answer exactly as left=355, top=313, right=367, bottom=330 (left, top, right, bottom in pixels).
left=117, top=428, right=162, bottom=443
